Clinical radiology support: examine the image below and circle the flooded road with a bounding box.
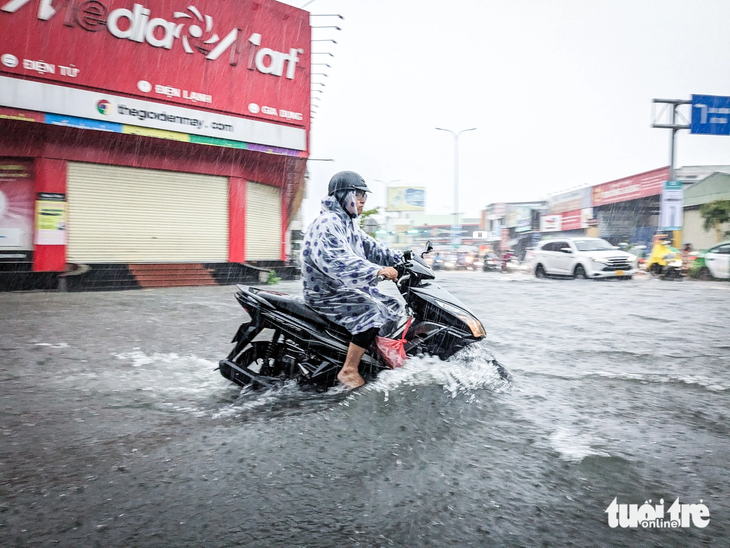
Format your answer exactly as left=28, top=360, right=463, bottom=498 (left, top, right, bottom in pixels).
left=1, top=272, right=728, bottom=547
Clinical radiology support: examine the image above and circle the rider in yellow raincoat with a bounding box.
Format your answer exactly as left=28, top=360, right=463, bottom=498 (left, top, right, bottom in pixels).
left=646, top=235, right=680, bottom=275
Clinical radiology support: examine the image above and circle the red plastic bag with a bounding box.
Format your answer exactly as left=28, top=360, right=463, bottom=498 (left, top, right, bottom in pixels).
left=375, top=317, right=412, bottom=369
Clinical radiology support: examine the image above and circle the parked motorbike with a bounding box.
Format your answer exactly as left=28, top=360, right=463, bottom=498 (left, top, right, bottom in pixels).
left=219, top=242, right=505, bottom=389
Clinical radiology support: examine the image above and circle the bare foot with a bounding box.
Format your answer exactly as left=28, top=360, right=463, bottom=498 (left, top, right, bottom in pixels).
left=337, top=368, right=365, bottom=389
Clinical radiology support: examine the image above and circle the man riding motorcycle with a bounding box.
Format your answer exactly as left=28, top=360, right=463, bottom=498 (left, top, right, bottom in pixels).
left=301, top=171, right=404, bottom=388
left=646, top=234, right=682, bottom=278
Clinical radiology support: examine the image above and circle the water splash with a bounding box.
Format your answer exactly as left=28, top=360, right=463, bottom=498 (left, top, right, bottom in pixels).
left=114, top=349, right=215, bottom=369
left=34, top=342, right=69, bottom=349
left=549, top=427, right=611, bottom=462
left=364, top=342, right=511, bottom=400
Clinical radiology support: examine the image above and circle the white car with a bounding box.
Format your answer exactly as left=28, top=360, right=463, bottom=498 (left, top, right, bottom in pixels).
left=533, top=237, right=638, bottom=280
left=700, top=241, right=730, bottom=279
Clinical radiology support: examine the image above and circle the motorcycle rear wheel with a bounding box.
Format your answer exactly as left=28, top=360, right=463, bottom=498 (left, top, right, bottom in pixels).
left=220, top=341, right=288, bottom=387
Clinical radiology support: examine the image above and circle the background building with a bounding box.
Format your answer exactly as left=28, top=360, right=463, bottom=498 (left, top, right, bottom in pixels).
left=0, top=0, right=309, bottom=290
left=480, top=201, right=547, bottom=258
left=682, top=173, right=730, bottom=250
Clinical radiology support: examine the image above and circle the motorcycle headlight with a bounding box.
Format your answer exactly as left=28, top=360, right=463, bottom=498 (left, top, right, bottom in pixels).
left=435, top=300, right=486, bottom=337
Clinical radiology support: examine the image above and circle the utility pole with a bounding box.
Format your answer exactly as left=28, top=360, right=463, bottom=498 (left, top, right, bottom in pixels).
left=652, top=98, right=691, bottom=181
left=652, top=99, right=690, bottom=244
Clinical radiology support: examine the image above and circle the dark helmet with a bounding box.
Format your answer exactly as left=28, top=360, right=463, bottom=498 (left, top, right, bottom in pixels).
left=328, top=171, right=371, bottom=196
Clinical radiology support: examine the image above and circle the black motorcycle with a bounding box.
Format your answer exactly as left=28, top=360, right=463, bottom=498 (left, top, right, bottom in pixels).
left=219, top=242, right=501, bottom=389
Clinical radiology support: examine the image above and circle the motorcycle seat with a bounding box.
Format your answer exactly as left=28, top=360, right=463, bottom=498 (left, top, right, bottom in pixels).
left=254, top=289, right=333, bottom=328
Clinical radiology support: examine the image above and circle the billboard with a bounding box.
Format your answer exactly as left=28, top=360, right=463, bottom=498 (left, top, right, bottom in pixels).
left=0, top=77, right=306, bottom=150
left=540, top=215, right=561, bottom=232
left=387, top=187, right=425, bottom=212
left=486, top=202, right=506, bottom=220
left=0, top=0, right=310, bottom=129
left=542, top=208, right=594, bottom=232
left=514, top=207, right=532, bottom=232
left=660, top=181, right=683, bottom=230
left=560, top=209, right=584, bottom=231
left=548, top=187, right=592, bottom=214
left=592, top=167, right=670, bottom=207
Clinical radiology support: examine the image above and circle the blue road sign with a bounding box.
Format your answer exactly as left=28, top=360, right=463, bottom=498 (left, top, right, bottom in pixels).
left=691, top=94, right=730, bottom=135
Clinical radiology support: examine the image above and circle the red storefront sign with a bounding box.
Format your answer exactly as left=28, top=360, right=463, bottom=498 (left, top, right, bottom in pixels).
left=0, top=0, right=310, bottom=128
left=592, top=167, right=670, bottom=207
left=560, top=209, right=583, bottom=231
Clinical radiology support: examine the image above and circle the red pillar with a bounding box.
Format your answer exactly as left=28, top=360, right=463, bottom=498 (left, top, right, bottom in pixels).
left=33, top=158, right=67, bottom=272
left=228, top=177, right=246, bottom=262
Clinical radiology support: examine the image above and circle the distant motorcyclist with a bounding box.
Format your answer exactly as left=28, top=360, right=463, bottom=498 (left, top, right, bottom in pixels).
left=500, top=249, right=515, bottom=273
left=647, top=234, right=677, bottom=276
left=301, top=171, right=404, bottom=388
left=681, top=242, right=693, bottom=276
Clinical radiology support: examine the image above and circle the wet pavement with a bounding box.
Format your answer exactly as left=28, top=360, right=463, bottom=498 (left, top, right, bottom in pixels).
left=1, top=272, right=728, bottom=547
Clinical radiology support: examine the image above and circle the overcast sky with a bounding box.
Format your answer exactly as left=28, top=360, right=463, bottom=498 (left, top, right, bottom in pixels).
left=281, top=0, right=730, bottom=224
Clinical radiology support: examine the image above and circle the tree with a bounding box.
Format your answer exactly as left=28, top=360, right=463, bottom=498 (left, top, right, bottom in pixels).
left=700, top=200, right=730, bottom=242
left=359, top=206, right=381, bottom=236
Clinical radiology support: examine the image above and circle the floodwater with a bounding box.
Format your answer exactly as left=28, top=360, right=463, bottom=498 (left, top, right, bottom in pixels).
left=1, top=272, right=728, bottom=547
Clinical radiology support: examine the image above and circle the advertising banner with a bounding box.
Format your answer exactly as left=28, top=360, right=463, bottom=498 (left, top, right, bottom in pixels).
left=486, top=202, right=506, bottom=220
left=660, top=181, right=683, bottom=230
left=560, top=209, right=584, bottom=231
left=592, top=167, right=670, bottom=207
left=499, top=228, right=510, bottom=250
left=35, top=192, right=67, bottom=245
left=387, top=187, right=425, bottom=212
left=514, top=207, right=532, bottom=233
left=0, top=161, right=34, bottom=251
left=0, top=0, right=310, bottom=129
left=540, top=214, right=562, bottom=232
left=451, top=224, right=462, bottom=246
left=0, top=76, right=306, bottom=150
left=548, top=187, right=592, bottom=214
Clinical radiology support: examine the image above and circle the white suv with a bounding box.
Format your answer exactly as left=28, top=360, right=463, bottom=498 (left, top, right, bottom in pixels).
left=533, top=237, right=638, bottom=280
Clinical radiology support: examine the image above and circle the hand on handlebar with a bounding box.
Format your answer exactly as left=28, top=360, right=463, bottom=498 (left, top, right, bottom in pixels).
left=377, top=267, right=398, bottom=281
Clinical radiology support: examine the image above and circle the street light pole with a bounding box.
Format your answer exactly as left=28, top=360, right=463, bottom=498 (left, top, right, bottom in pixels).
left=435, top=127, right=476, bottom=247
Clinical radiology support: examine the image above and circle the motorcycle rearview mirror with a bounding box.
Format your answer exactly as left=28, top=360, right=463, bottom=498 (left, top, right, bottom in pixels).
left=421, top=240, right=434, bottom=258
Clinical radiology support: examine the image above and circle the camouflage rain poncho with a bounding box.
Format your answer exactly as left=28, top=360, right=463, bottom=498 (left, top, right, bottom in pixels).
left=301, top=195, right=403, bottom=335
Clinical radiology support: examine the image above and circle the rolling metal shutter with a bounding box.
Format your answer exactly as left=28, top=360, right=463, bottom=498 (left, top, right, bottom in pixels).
left=245, top=182, right=282, bottom=260
left=66, top=162, right=228, bottom=263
